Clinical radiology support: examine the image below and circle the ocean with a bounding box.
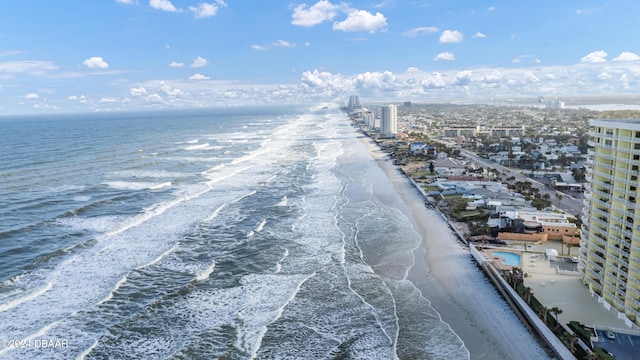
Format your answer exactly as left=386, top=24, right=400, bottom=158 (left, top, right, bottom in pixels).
left=0, top=105, right=468, bottom=359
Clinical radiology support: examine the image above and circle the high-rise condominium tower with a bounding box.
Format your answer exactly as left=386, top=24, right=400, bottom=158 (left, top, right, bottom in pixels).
left=581, top=119, right=640, bottom=327
left=381, top=105, right=397, bottom=137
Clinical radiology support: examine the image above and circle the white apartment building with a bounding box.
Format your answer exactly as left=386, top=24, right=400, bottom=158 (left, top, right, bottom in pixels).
left=381, top=105, right=397, bottom=137
left=581, top=118, right=640, bottom=328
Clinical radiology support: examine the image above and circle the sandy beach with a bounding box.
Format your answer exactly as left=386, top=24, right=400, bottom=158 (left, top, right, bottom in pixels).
left=359, top=135, right=553, bottom=359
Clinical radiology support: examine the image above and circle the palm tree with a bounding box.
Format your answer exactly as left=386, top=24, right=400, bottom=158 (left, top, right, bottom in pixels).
left=523, top=287, right=533, bottom=304
left=539, top=306, right=549, bottom=323
left=549, top=307, right=563, bottom=329
left=561, top=332, right=579, bottom=353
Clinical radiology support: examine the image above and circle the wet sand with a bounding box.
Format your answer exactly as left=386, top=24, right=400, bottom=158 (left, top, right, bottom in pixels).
left=359, top=135, right=553, bottom=359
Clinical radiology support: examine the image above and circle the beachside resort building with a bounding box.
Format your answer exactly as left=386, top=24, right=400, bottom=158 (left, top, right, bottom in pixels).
left=580, top=118, right=640, bottom=327
left=381, top=105, right=397, bottom=137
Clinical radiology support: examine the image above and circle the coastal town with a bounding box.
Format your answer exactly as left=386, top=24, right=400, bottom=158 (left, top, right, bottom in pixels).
left=342, top=96, right=640, bottom=360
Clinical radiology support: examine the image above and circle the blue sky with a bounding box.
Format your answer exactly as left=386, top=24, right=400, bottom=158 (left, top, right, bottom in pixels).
left=2, top=0, right=640, bottom=114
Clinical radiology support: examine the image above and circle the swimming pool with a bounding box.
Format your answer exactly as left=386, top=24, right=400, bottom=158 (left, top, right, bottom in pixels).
left=493, top=251, right=522, bottom=266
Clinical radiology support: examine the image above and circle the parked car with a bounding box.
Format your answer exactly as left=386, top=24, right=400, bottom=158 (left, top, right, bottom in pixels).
left=605, top=330, right=616, bottom=340
left=571, top=256, right=578, bottom=263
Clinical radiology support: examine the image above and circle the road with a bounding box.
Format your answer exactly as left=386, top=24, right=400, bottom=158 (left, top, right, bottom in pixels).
left=460, top=149, right=584, bottom=218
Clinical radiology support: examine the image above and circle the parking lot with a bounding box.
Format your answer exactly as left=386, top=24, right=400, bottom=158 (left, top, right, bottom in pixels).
left=595, top=329, right=640, bottom=360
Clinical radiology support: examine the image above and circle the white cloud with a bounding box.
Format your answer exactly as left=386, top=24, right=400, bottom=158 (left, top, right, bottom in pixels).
left=439, top=30, right=463, bottom=43
left=488, top=6, right=495, bottom=12
left=24, top=93, right=39, bottom=99
left=291, top=0, right=343, bottom=27
left=68, top=95, right=86, bottom=102
left=33, top=103, right=58, bottom=110
left=251, top=45, right=267, bottom=51
left=169, top=61, right=185, bottom=67
left=580, top=50, right=607, bottom=63
left=82, top=56, right=110, bottom=69
left=189, top=73, right=210, bottom=80
left=598, top=72, right=612, bottom=80
left=116, top=0, right=136, bottom=4
left=613, top=52, right=640, bottom=62
left=130, top=87, right=147, bottom=96
left=100, top=97, right=117, bottom=103
left=159, top=81, right=186, bottom=97
left=274, top=40, right=295, bottom=48
left=434, top=52, right=455, bottom=61
left=333, top=10, right=387, bottom=33
left=403, top=27, right=438, bottom=37
left=191, top=56, right=209, bottom=68
left=472, top=31, right=487, bottom=39
left=0, top=60, right=58, bottom=75
left=149, top=0, right=179, bottom=12
left=189, top=3, right=219, bottom=18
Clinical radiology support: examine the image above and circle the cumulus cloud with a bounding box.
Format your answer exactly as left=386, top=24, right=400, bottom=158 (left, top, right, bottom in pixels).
left=189, top=73, right=210, bottom=80
left=68, top=95, right=86, bottom=102
left=251, top=45, right=267, bottom=51
left=191, top=56, right=209, bottom=68
left=33, top=103, right=58, bottom=110
left=130, top=87, right=148, bottom=96
left=189, top=3, right=220, bottom=18
left=472, top=31, right=487, bottom=39
left=613, top=52, right=640, bottom=62
left=159, top=81, right=186, bottom=97
left=333, top=10, right=387, bottom=33
left=116, top=0, right=136, bottom=4
left=82, top=56, right=109, bottom=69
left=149, top=0, right=179, bottom=12
left=403, top=27, right=438, bottom=37
left=580, top=50, right=607, bottom=63
left=169, top=61, right=185, bottom=67
left=434, top=52, right=455, bottom=61
left=99, top=97, right=117, bottom=103
left=439, top=30, right=463, bottom=43
left=24, top=93, right=39, bottom=99
left=291, top=0, right=342, bottom=27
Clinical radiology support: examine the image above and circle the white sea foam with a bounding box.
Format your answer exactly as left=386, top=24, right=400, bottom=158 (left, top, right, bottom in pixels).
left=274, top=248, right=289, bottom=274
left=97, top=275, right=128, bottom=305
left=134, top=243, right=179, bottom=271
left=76, top=339, right=98, bottom=360
left=275, top=196, right=288, bottom=206
left=254, top=219, right=266, bottom=233
left=185, top=143, right=210, bottom=150
left=234, top=272, right=317, bottom=359
left=0, top=281, right=53, bottom=312
left=102, top=181, right=172, bottom=191
left=194, top=260, right=216, bottom=282
left=187, top=139, right=199, bottom=144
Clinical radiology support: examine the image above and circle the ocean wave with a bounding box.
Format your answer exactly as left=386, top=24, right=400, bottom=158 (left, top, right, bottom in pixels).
left=102, top=181, right=171, bottom=191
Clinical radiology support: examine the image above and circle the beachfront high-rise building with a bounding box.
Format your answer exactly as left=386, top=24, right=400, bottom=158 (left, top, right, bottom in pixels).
left=348, top=95, right=361, bottom=110
left=381, top=105, right=397, bottom=137
left=581, top=119, right=640, bottom=327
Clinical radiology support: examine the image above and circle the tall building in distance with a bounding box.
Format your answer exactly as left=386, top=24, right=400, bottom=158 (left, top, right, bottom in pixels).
left=381, top=105, right=397, bottom=137
left=347, top=95, right=361, bottom=110
left=581, top=119, right=640, bottom=327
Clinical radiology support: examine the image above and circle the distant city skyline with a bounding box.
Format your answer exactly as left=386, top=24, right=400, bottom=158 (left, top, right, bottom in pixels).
left=2, top=1, right=640, bottom=114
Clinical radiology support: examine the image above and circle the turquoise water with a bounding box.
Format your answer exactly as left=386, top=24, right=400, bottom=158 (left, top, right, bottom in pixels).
left=493, top=251, right=522, bottom=266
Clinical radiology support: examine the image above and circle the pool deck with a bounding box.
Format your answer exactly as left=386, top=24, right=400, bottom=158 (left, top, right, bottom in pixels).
left=481, top=247, right=639, bottom=334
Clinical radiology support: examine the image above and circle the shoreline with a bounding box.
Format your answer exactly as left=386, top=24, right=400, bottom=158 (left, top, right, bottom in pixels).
left=357, top=133, right=553, bottom=359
